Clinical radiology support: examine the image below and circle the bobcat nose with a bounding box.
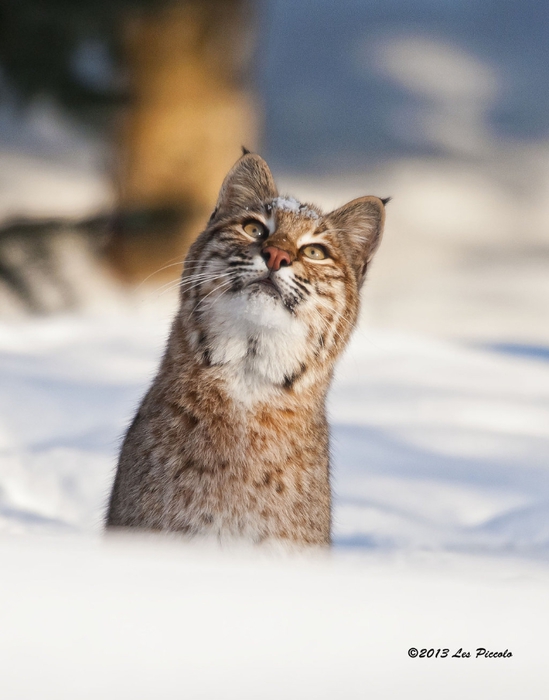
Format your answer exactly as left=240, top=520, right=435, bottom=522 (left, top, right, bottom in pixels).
left=262, top=246, right=292, bottom=271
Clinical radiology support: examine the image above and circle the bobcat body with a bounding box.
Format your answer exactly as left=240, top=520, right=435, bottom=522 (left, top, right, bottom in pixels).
left=106, top=153, right=386, bottom=546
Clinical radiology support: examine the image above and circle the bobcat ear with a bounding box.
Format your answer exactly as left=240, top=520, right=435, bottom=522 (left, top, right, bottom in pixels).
left=325, top=196, right=386, bottom=283
left=214, top=152, right=278, bottom=216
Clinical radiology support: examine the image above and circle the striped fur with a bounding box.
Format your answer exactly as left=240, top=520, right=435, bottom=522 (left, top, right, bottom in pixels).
left=106, top=153, right=386, bottom=546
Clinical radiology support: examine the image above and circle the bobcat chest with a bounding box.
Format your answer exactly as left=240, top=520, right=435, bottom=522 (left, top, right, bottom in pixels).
left=197, top=293, right=311, bottom=405
left=166, top=404, right=329, bottom=544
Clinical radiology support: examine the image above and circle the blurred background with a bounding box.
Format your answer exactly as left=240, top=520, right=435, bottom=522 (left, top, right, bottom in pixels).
left=1, top=0, right=548, bottom=343
left=0, top=0, right=549, bottom=553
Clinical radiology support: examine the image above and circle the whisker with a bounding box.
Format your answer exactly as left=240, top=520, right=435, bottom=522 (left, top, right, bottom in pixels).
left=150, top=271, right=235, bottom=300
left=153, top=280, right=186, bottom=300
left=134, top=259, right=186, bottom=290
left=180, top=271, right=234, bottom=285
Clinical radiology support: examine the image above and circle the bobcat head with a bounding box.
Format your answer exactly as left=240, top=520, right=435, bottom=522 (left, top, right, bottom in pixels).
left=179, top=152, right=386, bottom=397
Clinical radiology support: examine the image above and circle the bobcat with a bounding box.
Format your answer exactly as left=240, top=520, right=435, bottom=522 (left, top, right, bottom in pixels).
left=106, top=152, right=386, bottom=546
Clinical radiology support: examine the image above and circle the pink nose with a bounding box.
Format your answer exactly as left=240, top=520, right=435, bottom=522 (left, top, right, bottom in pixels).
left=262, top=246, right=292, bottom=271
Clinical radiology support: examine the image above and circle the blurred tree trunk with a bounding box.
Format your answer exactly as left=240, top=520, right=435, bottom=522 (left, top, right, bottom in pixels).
left=108, top=0, right=258, bottom=282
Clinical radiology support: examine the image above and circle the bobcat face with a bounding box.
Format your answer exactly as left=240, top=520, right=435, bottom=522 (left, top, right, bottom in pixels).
left=180, top=153, right=386, bottom=393
left=230, top=199, right=347, bottom=315
left=197, top=199, right=347, bottom=308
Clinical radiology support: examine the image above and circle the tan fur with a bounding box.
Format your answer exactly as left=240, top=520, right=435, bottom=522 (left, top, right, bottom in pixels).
left=106, top=153, right=386, bottom=546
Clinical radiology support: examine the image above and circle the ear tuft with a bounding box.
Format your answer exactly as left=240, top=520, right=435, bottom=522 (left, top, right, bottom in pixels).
left=214, top=153, right=278, bottom=217
left=324, top=195, right=385, bottom=284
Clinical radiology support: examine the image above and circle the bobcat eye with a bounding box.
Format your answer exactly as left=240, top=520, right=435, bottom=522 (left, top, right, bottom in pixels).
left=243, top=219, right=268, bottom=239
left=301, top=244, right=328, bottom=260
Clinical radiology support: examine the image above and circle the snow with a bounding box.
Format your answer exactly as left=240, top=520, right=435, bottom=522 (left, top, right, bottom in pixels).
left=0, top=99, right=111, bottom=223
left=1, top=535, right=548, bottom=699
left=2, top=312, right=548, bottom=555
left=330, top=330, right=549, bottom=555
left=1, top=155, right=548, bottom=689
left=272, top=196, right=320, bottom=219
left=1, top=310, right=549, bottom=697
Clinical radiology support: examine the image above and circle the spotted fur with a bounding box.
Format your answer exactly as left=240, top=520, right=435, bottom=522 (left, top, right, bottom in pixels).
left=106, top=153, right=386, bottom=546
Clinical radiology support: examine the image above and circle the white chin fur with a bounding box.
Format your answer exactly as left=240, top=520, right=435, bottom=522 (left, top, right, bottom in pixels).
left=203, top=289, right=309, bottom=400
left=209, top=287, right=296, bottom=335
